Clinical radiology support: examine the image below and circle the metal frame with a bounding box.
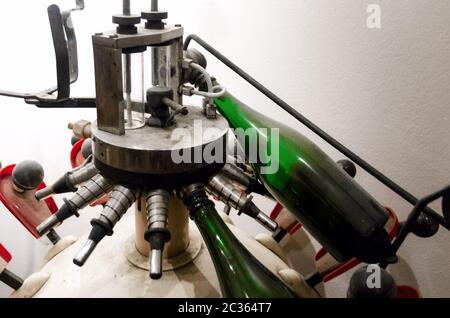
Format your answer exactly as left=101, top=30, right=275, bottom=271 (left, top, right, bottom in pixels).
left=92, top=26, right=183, bottom=49
left=391, top=184, right=450, bottom=253
left=0, top=1, right=94, bottom=108
left=92, top=26, right=184, bottom=135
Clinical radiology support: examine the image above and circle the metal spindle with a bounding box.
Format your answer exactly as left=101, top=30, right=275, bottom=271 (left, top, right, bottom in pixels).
left=123, top=0, right=131, bottom=15
left=151, top=0, right=158, bottom=11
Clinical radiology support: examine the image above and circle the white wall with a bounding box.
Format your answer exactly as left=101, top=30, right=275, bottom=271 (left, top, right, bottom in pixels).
left=0, top=0, right=449, bottom=297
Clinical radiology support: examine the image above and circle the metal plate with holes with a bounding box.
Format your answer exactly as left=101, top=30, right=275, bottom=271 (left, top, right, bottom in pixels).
left=92, top=25, right=184, bottom=49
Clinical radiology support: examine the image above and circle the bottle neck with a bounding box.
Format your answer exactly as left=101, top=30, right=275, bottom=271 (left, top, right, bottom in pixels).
left=214, top=94, right=255, bottom=131
left=182, top=185, right=298, bottom=298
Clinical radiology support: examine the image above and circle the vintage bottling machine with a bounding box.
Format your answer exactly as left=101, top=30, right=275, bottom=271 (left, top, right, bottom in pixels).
left=0, top=0, right=449, bottom=298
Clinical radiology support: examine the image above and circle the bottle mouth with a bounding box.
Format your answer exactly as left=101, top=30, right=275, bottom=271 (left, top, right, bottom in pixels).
left=353, top=228, right=393, bottom=264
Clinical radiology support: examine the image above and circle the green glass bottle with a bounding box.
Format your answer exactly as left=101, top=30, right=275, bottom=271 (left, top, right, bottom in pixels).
left=214, top=93, right=392, bottom=263
left=182, top=185, right=299, bottom=298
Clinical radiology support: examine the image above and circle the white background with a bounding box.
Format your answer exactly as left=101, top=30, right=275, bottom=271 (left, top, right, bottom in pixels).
left=0, top=0, right=449, bottom=297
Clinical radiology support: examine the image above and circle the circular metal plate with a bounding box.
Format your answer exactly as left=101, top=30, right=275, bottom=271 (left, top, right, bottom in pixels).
left=92, top=106, right=229, bottom=187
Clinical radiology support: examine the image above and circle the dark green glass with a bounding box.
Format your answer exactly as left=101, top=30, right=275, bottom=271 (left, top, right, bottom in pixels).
left=192, top=200, right=298, bottom=298
left=214, top=93, right=391, bottom=263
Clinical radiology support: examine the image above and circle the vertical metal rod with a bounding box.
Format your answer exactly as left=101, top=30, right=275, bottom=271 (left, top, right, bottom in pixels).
left=151, top=47, right=159, bottom=86
left=151, top=0, right=158, bottom=11
left=164, top=45, right=171, bottom=86
left=122, top=0, right=132, bottom=127
left=123, top=0, right=131, bottom=15
left=141, top=53, right=146, bottom=124
left=124, top=54, right=133, bottom=127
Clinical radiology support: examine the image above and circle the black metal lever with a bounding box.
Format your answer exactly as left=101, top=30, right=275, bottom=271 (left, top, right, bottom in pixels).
left=48, top=4, right=71, bottom=101
left=0, top=1, right=94, bottom=108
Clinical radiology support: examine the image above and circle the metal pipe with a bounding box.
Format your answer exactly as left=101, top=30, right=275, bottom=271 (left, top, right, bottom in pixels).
left=73, top=185, right=139, bottom=267
left=35, top=183, right=59, bottom=201
left=124, top=54, right=133, bottom=127
left=190, top=62, right=213, bottom=96
left=151, top=0, right=158, bottom=11
left=189, top=85, right=226, bottom=99
left=36, top=175, right=114, bottom=236
left=73, top=239, right=97, bottom=266
left=145, top=190, right=171, bottom=279
left=222, top=163, right=251, bottom=189
left=206, top=174, right=278, bottom=232
left=123, top=0, right=131, bottom=15
left=150, top=250, right=162, bottom=277
left=162, top=97, right=188, bottom=115
left=151, top=47, right=160, bottom=86
left=35, top=161, right=99, bottom=201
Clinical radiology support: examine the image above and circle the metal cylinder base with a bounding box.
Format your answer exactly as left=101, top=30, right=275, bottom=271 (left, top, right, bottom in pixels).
left=91, top=106, right=229, bottom=188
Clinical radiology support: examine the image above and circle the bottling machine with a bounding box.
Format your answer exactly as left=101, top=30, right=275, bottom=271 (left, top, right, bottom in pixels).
left=0, top=0, right=449, bottom=298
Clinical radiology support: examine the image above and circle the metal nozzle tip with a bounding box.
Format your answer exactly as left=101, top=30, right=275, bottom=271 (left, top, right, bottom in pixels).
left=46, top=229, right=61, bottom=245
left=150, top=272, right=162, bottom=280
left=150, top=249, right=163, bottom=280
left=257, top=212, right=279, bottom=232
left=73, top=239, right=97, bottom=267
left=36, top=215, right=60, bottom=236
left=35, top=187, right=54, bottom=201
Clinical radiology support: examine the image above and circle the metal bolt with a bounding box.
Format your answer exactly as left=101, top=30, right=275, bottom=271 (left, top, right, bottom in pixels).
left=109, top=34, right=119, bottom=39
